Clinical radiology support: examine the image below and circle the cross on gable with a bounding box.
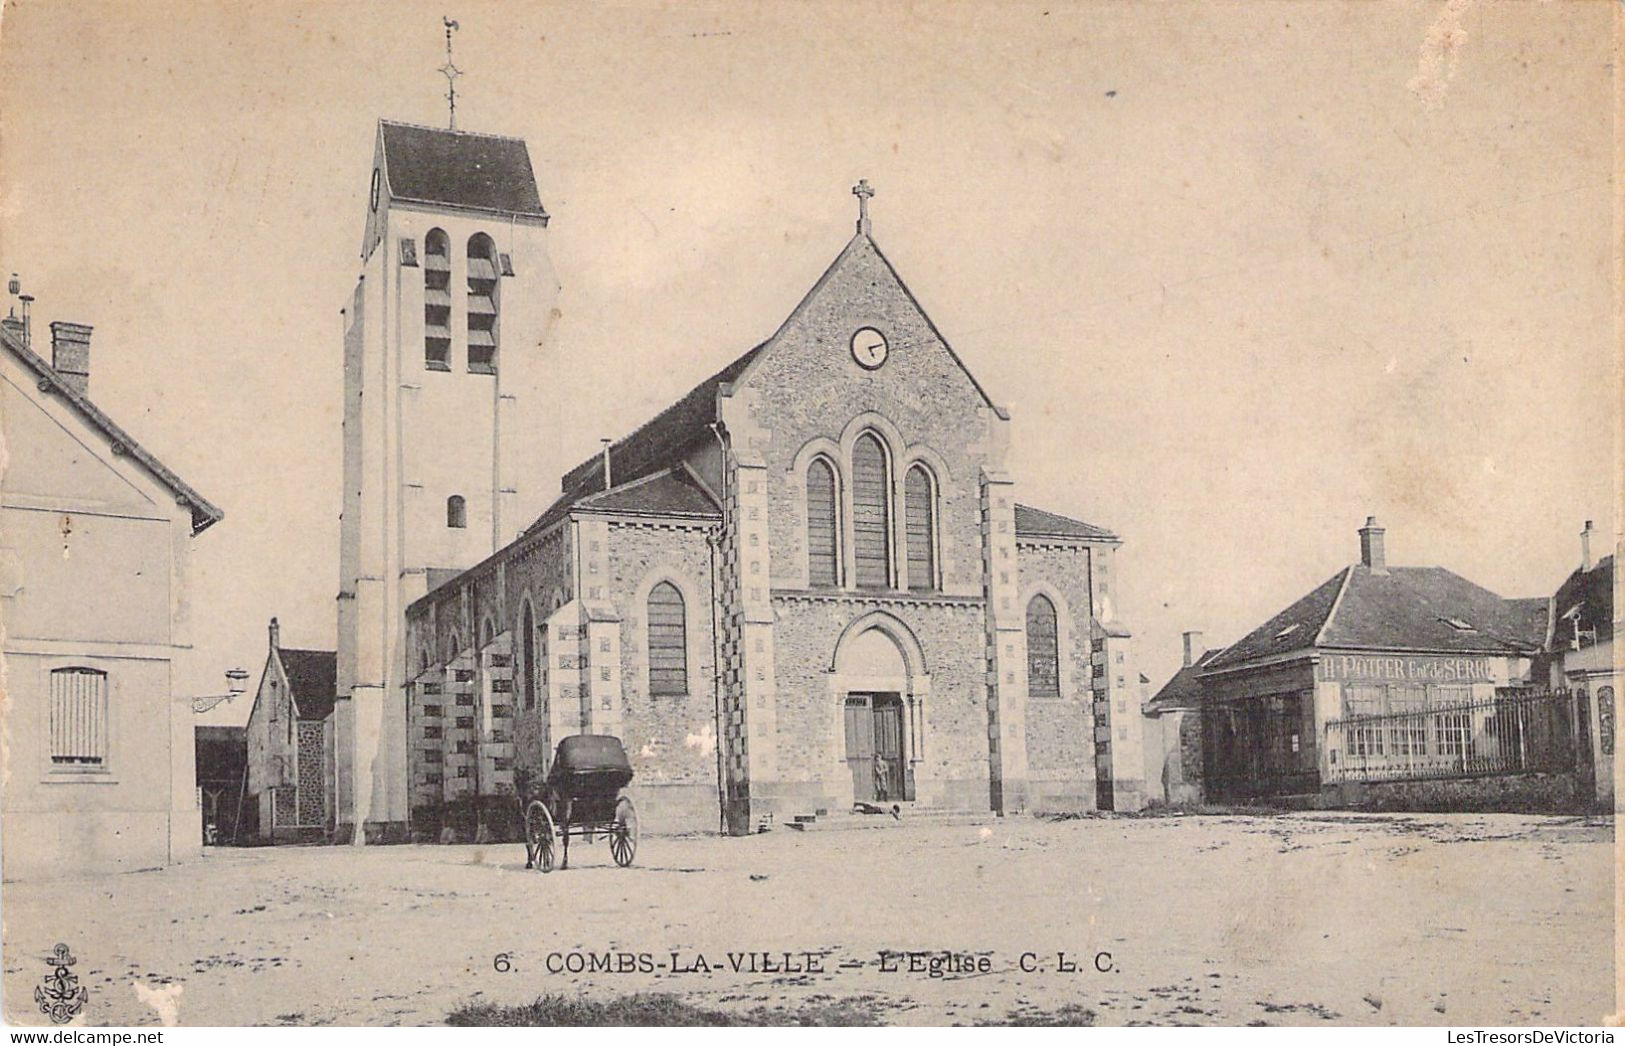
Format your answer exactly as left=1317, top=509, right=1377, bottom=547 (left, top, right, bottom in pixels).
left=852, top=179, right=875, bottom=233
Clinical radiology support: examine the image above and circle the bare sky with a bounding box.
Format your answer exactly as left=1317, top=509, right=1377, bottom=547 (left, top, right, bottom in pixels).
left=1, top=0, right=1614, bottom=722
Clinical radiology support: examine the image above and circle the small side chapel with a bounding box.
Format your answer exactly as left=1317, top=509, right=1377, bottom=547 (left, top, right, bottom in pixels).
left=388, top=157, right=1146, bottom=837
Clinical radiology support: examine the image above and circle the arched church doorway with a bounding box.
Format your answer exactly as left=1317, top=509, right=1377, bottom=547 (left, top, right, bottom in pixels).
left=836, top=626, right=912, bottom=802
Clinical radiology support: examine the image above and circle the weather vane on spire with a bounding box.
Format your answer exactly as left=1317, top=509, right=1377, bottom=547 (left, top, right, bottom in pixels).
left=439, top=17, right=463, bottom=130
left=852, top=179, right=875, bottom=234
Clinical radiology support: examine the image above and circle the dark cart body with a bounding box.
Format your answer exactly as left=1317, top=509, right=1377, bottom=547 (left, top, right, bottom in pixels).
left=522, top=735, right=638, bottom=871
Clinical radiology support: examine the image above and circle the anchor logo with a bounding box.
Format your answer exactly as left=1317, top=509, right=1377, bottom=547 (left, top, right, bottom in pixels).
left=34, top=943, right=89, bottom=1025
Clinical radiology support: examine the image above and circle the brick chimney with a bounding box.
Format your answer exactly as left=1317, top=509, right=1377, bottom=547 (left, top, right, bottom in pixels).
left=1359, top=516, right=1387, bottom=574
left=269, top=616, right=281, bottom=652
left=1581, top=520, right=1594, bottom=571
left=1182, top=630, right=1204, bottom=668
left=49, top=321, right=92, bottom=396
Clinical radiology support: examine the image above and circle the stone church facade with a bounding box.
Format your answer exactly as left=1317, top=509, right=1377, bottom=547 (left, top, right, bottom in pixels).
left=334, top=119, right=1143, bottom=841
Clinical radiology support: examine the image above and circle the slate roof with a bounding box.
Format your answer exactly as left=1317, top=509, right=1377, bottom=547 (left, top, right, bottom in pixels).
left=1551, top=555, right=1614, bottom=651
left=1506, top=597, right=1555, bottom=649
left=1013, top=504, right=1118, bottom=543
left=0, top=325, right=222, bottom=533
left=379, top=120, right=546, bottom=218
left=527, top=468, right=720, bottom=537
left=279, top=648, right=337, bottom=721
left=523, top=344, right=763, bottom=538
left=1206, top=564, right=1546, bottom=673
left=1145, top=649, right=1222, bottom=715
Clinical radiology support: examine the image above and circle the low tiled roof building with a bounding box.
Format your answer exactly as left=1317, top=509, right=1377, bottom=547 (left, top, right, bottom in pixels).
left=1199, top=518, right=1549, bottom=802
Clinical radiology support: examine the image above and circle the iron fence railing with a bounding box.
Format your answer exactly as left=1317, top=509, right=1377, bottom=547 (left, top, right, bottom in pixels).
left=1325, top=689, right=1577, bottom=783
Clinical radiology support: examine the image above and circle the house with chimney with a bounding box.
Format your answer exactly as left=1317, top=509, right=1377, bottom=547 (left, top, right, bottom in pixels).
left=1198, top=518, right=1557, bottom=808
left=1531, top=521, right=1615, bottom=807
left=0, top=292, right=222, bottom=879
left=243, top=618, right=337, bottom=842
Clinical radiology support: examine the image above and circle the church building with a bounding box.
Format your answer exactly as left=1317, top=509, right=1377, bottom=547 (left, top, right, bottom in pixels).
left=333, top=119, right=1142, bottom=842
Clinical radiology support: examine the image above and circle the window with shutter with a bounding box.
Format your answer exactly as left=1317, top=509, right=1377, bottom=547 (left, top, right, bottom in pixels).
left=1026, top=596, right=1060, bottom=697
left=807, top=458, right=839, bottom=588
left=49, top=667, right=108, bottom=767
left=647, top=582, right=688, bottom=696
left=905, top=465, right=936, bottom=591
left=852, top=434, right=891, bottom=589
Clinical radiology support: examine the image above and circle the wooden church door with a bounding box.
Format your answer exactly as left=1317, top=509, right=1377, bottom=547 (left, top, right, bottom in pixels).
left=845, top=695, right=876, bottom=801
left=845, top=692, right=906, bottom=802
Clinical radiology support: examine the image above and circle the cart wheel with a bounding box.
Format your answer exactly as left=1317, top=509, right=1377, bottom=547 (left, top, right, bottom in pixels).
left=610, top=797, right=639, bottom=867
left=524, top=800, right=557, bottom=873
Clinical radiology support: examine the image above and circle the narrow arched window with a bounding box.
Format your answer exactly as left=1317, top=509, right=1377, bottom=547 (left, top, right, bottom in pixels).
left=647, top=582, right=688, bottom=696
left=520, top=603, right=536, bottom=711
left=466, top=233, right=499, bottom=374
left=423, top=228, right=451, bottom=370
left=851, top=433, right=891, bottom=589
left=1598, top=686, right=1615, bottom=757
left=1026, top=595, right=1060, bottom=697
left=806, top=458, right=839, bottom=588
left=50, top=667, right=108, bottom=766
left=904, top=464, right=936, bottom=592
left=446, top=495, right=466, bottom=529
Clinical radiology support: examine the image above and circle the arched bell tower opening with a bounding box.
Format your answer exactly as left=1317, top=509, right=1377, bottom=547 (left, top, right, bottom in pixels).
left=828, top=613, right=932, bottom=806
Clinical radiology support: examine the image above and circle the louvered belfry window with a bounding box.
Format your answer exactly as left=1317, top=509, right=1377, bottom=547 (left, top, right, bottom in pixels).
left=423, top=228, right=451, bottom=370
left=1026, top=596, right=1061, bottom=697
left=806, top=458, right=839, bottom=588
left=647, top=582, right=688, bottom=696
left=905, top=465, right=936, bottom=591
left=50, top=667, right=108, bottom=766
left=466, top=233, right=499, bottom=374
left=852, top=434, right=891, bottom=589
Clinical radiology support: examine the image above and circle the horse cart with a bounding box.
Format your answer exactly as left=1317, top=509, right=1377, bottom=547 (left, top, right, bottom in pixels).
left=522, top=734, right=639, bottom=871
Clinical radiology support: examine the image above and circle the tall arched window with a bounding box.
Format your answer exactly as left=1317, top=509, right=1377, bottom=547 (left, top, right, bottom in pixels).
left=1026, top=595, right=1060, bottom=697
left=49, top=667, right=108, bottom=767
left=904, top=464, right=936, bottom=592
left=423, top=228, right=451, bottom=370
left=806, top=458, right=839, bottom=588
left=466, top=233, right=499, bottom=374
left=647, top=582, right=688, bottom=696
left=851, top=433, right=891, bottom=589
left=446, top=495, right=466, bottom=529
left=520, top=603, right=536, bottom=710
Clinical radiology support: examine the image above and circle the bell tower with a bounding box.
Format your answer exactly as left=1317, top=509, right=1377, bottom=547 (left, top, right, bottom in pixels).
left=334, top=118, right=559, bottom=843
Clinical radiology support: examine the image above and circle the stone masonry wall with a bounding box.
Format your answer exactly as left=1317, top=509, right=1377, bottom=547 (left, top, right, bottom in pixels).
left=1017, top=542, right=1100, bottom=810
left=767, top=594, right=990, bottom=812
left=602, top=519, right=719, bottom=831
left=739, top=237, right=1006, bottom=603
left=727, top=234, right=1013, bottom=816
